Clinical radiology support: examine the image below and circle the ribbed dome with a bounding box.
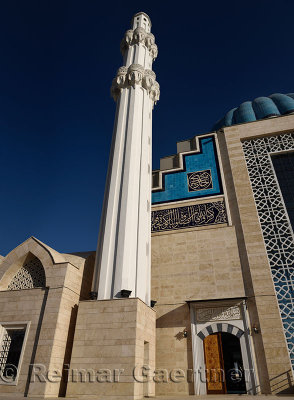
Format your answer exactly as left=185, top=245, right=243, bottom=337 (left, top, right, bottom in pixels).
left=213, top=93, right=294, bottom=131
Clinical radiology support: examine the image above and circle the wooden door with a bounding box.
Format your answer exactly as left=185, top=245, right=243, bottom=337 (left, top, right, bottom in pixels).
left=203, top=333, right=226, bottom=394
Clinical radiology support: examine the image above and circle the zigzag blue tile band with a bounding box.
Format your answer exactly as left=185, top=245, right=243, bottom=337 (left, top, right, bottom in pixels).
left=152, top=136, right=222, bottom=204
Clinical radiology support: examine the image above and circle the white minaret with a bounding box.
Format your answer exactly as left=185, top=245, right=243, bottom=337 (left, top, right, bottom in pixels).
left=92, top=12, right=159, bottom=305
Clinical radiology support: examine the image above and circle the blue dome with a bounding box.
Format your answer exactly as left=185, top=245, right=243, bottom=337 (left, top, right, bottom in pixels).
left=213, top=93, right=294, bottom=131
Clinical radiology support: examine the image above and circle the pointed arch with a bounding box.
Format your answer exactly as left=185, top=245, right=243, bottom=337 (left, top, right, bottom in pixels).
left=0, top=237, right=66, bottom=290
left=197, top=322, right=244, bottom=340
left=191, top=321, right=256, bottom=395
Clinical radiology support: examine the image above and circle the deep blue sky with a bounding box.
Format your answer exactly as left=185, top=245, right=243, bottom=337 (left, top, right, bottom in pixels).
left=0, top=0, right=293, bottom=255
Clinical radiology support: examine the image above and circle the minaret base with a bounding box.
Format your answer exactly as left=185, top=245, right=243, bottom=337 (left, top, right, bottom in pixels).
left=67, top=298, right=156, bottom=399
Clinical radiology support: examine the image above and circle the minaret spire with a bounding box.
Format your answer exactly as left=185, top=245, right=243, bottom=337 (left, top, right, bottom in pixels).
left=92, top=12, right=159, bottom=305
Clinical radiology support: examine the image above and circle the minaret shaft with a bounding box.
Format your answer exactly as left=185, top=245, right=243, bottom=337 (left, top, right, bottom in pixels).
left=68, top=15, right=157, bottom=399
left=92, top=12, right=159, bottom=304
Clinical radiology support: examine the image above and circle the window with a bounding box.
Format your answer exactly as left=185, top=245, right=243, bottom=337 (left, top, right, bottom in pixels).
left=0, top=324, right=29, bottom=384
left=272, top=151, right=294, bottom=230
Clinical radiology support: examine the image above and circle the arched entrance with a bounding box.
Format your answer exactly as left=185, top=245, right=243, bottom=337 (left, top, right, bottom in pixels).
left=203, top=332, right=246, bottom=394
left=191, top=317, right=257, bottom=395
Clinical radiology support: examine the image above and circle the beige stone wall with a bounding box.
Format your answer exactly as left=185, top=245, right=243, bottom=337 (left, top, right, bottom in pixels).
left=0, top=287, right=46, bottom=396
left=151, top=220, right=245, bottom=396
left=28, top=285, right=80, bottom=398
left=0, top=238, right=93, bottom=398
left=0, top=116, right=292, bottom=399
left=27, top=257, right=91, bottom=397
left=220, top=114, right=294, bottom=393
left=150, top=114, right=294, bottom=396
left=135, top=299, right=156, bottom=398
left=67, top=298, right=156, bottom=400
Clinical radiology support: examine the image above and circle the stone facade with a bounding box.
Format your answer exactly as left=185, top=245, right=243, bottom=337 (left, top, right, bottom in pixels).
left=0, top=118, right=293, bottom=398
left=0, top=237, right=95, bottom=397
left=151, top=213, right=246, bottom=396
left=149, top=114, right=294, bottom=396
left=0, top=10, right=294, bottom=399
left=67, top=298, right=156, bottom=399
left=220, top=115, right=294, bottom=394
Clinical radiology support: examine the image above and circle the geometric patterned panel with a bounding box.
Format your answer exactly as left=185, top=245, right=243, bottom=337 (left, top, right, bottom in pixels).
left=0, top=331, right=12, bottom=375
left=0, top=328, right=25, bottom=381
left=272, top=152, right=294, bottom=230
left=242, top=133, right=294, bottom=371
left=8, top=257, right=46, bottom=290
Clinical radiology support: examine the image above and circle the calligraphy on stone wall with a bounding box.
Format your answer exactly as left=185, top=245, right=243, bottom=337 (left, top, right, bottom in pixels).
left=196, top=306, right=241, bottom=322
left=187, top=170, right=213, bottom=192
left=151, top=200, right=227, bottom=233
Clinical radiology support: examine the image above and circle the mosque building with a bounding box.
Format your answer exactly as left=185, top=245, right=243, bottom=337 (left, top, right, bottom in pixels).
left=0, top=11, right=293, bottom=399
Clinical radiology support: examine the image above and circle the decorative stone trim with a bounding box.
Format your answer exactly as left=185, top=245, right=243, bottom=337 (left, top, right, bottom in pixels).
left=142, top=69, right=156, bottom=91
left=196, top=306, right=241, bottom=322
left=128, top=64, right=145, bottom=88
left=242, top=132, right=294, bottom=369
left=120, top=27, right=158, bottom=60
left=111, top=64, right=160, bottom=104
left=197, top=323, right=244, bottom=340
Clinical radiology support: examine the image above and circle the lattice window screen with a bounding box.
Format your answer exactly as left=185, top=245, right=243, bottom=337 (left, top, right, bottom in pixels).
left=8, top=258, right=46, bottom=290
left=242, top=133, right=294, bottom=371
left=0, top=331, right=11, bottom=375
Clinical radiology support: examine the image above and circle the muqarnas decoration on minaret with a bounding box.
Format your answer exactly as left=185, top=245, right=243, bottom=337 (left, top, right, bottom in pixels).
left=92, top=12, right=159, bottom=305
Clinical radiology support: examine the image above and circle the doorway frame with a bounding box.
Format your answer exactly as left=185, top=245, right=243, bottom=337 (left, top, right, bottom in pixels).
left=190, top=299, right=257, bottom=395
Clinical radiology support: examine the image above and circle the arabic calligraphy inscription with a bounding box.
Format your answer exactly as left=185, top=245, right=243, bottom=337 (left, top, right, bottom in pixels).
left=151, top=200, right=227, bottom=233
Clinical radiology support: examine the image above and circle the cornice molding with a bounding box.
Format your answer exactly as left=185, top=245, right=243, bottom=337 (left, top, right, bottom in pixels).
left=111, top=64, right=160, bottom=104
left=120, top=27, right=158, bottom=60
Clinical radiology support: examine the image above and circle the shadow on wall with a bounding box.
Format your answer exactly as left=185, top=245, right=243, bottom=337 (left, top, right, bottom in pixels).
left=156, top=304, right=189, bottom=328
left=71, top=252, right=95, bottom=301
left=59, top=304, right=78, bottom=397
left=24, top=287, right=49, bottom=397
left=156, top=304, right=194, bottom=395
left=273, top=370, right=294, bottom=395
left=59, top=252, right=95, bottom=395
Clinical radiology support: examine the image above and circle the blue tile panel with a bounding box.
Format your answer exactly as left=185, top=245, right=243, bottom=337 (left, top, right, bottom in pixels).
left=151, top=200, right=227, bottom=233
left=152, top=136, right=222, bottom=205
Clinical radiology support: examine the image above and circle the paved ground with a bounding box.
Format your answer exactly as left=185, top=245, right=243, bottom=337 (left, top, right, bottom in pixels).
left=151, top=397, right=294, bottom=399
left=3, top=396, right=293, bottom=400
left=135, top=395, right=278, bottom=399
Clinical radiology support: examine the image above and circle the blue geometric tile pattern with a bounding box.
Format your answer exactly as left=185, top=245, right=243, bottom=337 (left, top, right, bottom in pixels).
left=152, top=136, right=222, bottom=204
left=243, top=133, right=294, bottom=372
